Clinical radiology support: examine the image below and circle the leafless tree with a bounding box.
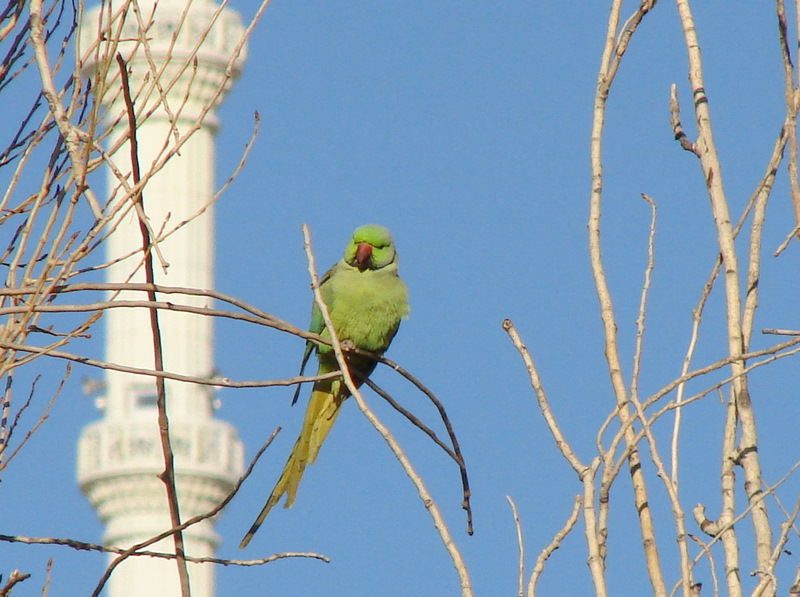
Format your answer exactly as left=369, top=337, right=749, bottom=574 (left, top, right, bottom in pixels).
left=0, top=1, right=472, bottom=595
left=504, top=2, right=800, bottom=596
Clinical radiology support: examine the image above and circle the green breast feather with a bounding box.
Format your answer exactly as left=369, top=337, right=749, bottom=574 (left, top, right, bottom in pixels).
left=323, top=264, right=409, bottom=352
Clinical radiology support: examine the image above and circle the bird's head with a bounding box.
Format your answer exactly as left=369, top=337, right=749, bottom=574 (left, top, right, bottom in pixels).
left=343, top=224, right=397, bottom=271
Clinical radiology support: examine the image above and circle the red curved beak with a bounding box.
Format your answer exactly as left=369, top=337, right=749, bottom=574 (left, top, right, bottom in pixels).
left=355, top=242, right=372, bottom=267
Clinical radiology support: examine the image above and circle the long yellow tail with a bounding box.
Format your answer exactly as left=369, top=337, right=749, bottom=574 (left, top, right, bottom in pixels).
left=239, top=386, right=343, bottom=549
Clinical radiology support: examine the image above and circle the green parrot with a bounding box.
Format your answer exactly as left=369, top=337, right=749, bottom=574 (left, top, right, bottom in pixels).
left=239, top=224, right=409, bottom=549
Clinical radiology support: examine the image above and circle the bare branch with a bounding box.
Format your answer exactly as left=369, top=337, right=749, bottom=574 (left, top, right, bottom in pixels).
left=527, top=495, right=581, bottom=597
left=590, top=1, right=665, bottom=590
left=115, top=53, right=189, bottom=597
left=0, top=338, right=339, bottom=388
left=675, top=0, right=771, bottom=591
left=0, top=569, right=31, bottom=597
left=0, top=534, right=328, bottom=567
left=502, top=319, right=606, bottom=594
left=91, top=427, right=285, bottom=596
left=506, top=495, right=525, bottom=597
left=669, top=83, right=699, bottom=156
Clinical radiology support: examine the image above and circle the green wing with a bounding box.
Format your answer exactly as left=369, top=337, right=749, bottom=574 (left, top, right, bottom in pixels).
left=290, top=264, right=337, bottom=405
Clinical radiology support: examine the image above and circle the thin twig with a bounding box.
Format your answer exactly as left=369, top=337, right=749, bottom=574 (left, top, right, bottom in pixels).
left=776, top=0, right=800, bottom=237
left=115, top=53, right=189, bottom=597
left=774, top=222, right=800, bottom=256
left=502, top=319, right=605, bottom=594
left=684, top=534, right=716, bottom=597
left=4, top=434, right=328, bottom=583
left=29, top=0, right=103, bottom=220
left=527, top=495, right=581, bottom=597
left=361, top=376, right=459, bottom=462
left=0, top=365, right=66, bottom=471
left=625, top=194, right=695, bottom=595
left=501, top=320, right=585, bottom=473
left=506, top=495, right=525, bottom=597
left=629, top=194, right=656, bottom=421
left=0, top=534, right=328, bottom=567
left=676, top=0, right=771, bottom=590
left=40, top=558, right=52, bottom=597
left=590, top=1, right=664, bottom=591
left=669, top=84, right=699, bottom=156
left=91, top=427, right=285, bottom=596
left=357, top=359, right=473, bottom=535
left=0, top=569, right=31, bottom=597
left=0, top=338, right=339, bottom=388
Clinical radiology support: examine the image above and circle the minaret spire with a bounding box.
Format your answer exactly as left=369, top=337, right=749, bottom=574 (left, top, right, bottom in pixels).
left=76, top=1, right=245, bottom=595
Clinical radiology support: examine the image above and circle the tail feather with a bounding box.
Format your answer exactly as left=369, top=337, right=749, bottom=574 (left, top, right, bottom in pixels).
left=239, top=385, right=343, bottom=549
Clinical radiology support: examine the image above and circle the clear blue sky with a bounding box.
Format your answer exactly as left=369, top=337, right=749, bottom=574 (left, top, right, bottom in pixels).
left=3, top=1, right=800, bottom=595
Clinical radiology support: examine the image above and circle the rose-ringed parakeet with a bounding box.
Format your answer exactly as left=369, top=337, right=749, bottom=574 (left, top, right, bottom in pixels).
left=239, top=224, right=409, bottom=549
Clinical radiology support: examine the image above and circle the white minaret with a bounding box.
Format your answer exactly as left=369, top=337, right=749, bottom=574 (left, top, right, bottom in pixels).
left=76, top=1, right=245, bottom=596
